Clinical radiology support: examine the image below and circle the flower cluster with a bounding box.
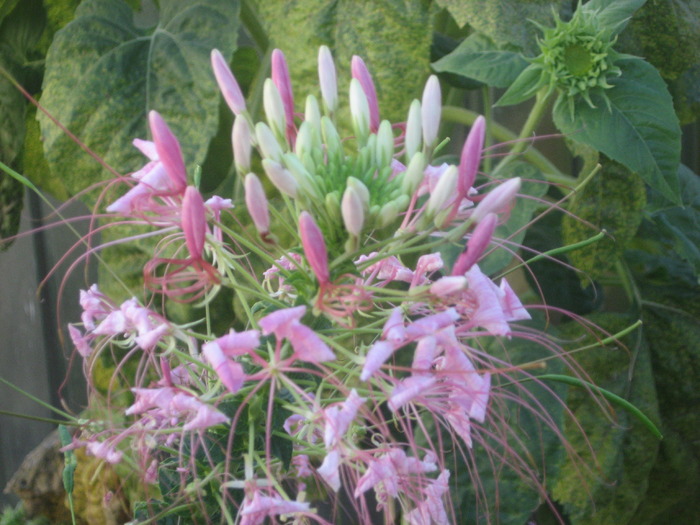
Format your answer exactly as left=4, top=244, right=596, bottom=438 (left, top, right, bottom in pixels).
left=66, top=46, right=568, bottom=524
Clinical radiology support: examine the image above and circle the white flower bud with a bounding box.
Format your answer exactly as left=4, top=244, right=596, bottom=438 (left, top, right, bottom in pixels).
left=405, top=99, right=422, bottom=162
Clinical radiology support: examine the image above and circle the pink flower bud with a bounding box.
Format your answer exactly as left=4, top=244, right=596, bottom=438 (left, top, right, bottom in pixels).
left=299, top=211, right=329, bottom=284
left=421, top=75, right=441, bottom=147
left=181, top=186, right=206, bottom=260
left=451, top=212, right=498, bottom=275
left=341, top=185, right=364, bottom=236
left=426, top=165, right=457, bottom=217
left=211, top=49, right=246, bottom=115
left=148, top=111, right=187, bottom=192
left=471, top=177, right=521, bottom=223
left=244, top=173, right=270, bottom=234
left=351, top=55, right=379, bottom=132
left=262, top=159, right=299, bottom=197
left=271, top=49, right=296, bottom=144
left=458, top=115, right=485, bottom=197
left=318, top=45, right=337, bottom=114
left=232, top=116, right=252, bottom=173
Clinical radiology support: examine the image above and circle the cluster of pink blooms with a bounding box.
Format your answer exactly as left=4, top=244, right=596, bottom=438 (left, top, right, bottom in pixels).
left=67, top=45, right=539, bottom=524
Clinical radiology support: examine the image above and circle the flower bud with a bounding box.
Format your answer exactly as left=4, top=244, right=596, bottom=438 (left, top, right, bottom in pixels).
left=271, top=49, right=295, bottom=144
left=262, top=159, right=299, bottom=198
left=342, top=185, right=365, bottom=237
left=426, top=165, right=457, bottom=218
left=318, top=45, right=337, bottom=115
left=325, top=191, right=341, bottom=222
left=349, top=78, right=370, bottom=144
left=471, top=177, right=521, bottom=223
left=244, top=173, right=270, bottom=234
left=149, top=111, right=187, bottom=192
left=263, top=78, right=287, bottom=143
left=376, top=120, right=394, bottom=168
left=421, top=75, right=441, bottom=148
left=400, top=152, right=426, bottom=195
left=211, top=49, right=246, bottom=115
left=458, top=115, right=485, bottom=197
left=404, top=99, right=422, bottom=162
left=321, top=116, right=342, bottom=159
left=305, top=94, right=322, bottom=131
left=351, top=55, right=379, bottom=132
left=346, top=177, right=370, bottom=210
left=452, top=212, right=497, bottom=275
left=299, top=211, right=330, bottom=284
left=255, top=122, right=283, bottom=161
left=232, top=116, right=252, bottom=174
left=430, top=276, right=467, bottom=297
left=181, top=186, right=206, bottom=260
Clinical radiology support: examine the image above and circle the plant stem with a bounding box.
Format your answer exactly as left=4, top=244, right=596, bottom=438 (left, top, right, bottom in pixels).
left=441, top=104, right=574, bottom=187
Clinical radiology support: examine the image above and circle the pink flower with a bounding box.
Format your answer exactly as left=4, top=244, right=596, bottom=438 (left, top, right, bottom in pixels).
left=354, top=448, right=437, bottom=499
left=86, top=439, right=123, bottom=464
left=471, top=177, right=521, bottom=223
left=406, top=470, right=451, bottom=525
left=259, top=306, right=336, bottom=363
left=323, top=389, right=365, bottom=448
left=68, top=325, right=93, bottom=357
left=239, top=490, right=311, bottom=525
left=202, top=340, right=246, bottom=394
left=317, top=450, right=341, bottom=492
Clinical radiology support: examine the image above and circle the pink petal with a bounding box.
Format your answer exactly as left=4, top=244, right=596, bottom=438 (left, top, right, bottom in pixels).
left=360, top=340, right=395, bottom=381
left=202, top=341, right=246, bottom=394
left=458, top=115, right=485, bottom=197
left=288, top=323, right=336, bottom=363
left=317, top=450, right=341, bottom=492
left=299, top=211, right=330, bottom=285
left=388, top=375, right=437, bottom=412
left=351, top=56, right=379, bottom=132
left=148, top=111, right=187, bottom=192
left=182, top=186, right=207, bottom=259
left=259, top=305, right=306, bottom=337
left=211, top=49, right=246, bottom=115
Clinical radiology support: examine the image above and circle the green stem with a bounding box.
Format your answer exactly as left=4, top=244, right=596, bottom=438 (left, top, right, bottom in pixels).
left=441, top=105, right=574, bottom=187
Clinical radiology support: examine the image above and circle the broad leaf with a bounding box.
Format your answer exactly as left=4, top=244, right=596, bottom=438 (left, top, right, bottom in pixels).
left=252, top=0, right=433, bottom=124
left=39, top=0, right=240, bottom=201
left=552, top=313, right=661, bottom=525
left=561, top=157, right=646, bottom=281
left=553, top=58, right=681, bottom=204
left=495, top=63, right=545, bottom=107
left=648, top=165, right=700, bottom=275
left=432, top=33, right=529, bottom=89
left=434, top=0, right=564, bottom=54
left=581, top=0, right=648, bottom=36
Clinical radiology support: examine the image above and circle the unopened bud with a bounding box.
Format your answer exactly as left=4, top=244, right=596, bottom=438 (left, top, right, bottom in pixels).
left=452, top=212, right=497, bottom=275
left=342, top=185, right=365, bottom=237
left=211, top=49, right=246, bottom=115
left=349, top=78, right=370, bottom=144
left=232, top=116, right=252, bottom=174
left=405, top=99, right=422, bottom=162
left=299, top=211, right=330, bottom=284
left=426, top=165, right=457, bottom=218
left=262, top=159, right=299, bottom=198
left=401, top=152, right=426, bottom=195
left=255, top=122, right=283, bottom=161
left=351, top=55, right=379, bottom=132
left=182, top=186, right=206, bottom=260
left=271, top=49, right=295, bottom=144
left=318, top=45, right=338, bottom=115
left=305, top=94, right=322, bottom=131
left=346, top=177, right=370, bottom=210
left=149, top=111, right=187, bottom=192
left=321, top=116, right=342, bottom=159
left=263, top=78, right=287, bottom=143
left=458, top=115, right=485, bottom=197
left=421, top=75, right=441, bottom=148
left=471, top=177, right=521, bottom=223
left=244, top=173, right=270, bottom=234
left=376, top=120, right=394, bottom=168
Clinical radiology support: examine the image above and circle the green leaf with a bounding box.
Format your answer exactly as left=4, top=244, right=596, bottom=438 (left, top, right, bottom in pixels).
left=431, top=32, right=529, bottom=88
left=561, top=157, right=647, bottom=281
left=494, top=62, right=545, bottom=106
left=252, top=0, right=433, bottom=125
left=648, top=164, right=700, bottom=275
left=434, top=0, right=564, bottom=53
left=552, top=313, right=661, bottom=525
left=38, top=0, right=241, bottom=202
left=553, top=58, right=682, bottom=204
left=581, top=0, right=648, bottom=36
